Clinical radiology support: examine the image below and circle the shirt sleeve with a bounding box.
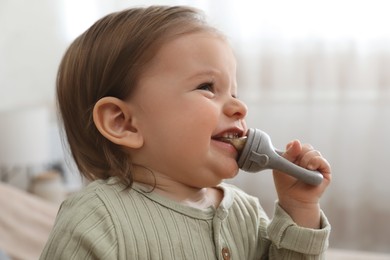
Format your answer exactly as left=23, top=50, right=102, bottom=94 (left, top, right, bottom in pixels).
left=266, top=202, right=331, bottom=259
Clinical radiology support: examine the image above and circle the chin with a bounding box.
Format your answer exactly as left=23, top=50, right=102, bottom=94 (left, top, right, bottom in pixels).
left=201, top=169, right=238, bottom=188
left=218, top=165, right=239, bottom=180
left=225, top=169, right=239, bottom=180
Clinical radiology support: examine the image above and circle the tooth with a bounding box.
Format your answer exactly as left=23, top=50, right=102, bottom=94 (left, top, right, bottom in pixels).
left=220, top=132, right=240, bottom=139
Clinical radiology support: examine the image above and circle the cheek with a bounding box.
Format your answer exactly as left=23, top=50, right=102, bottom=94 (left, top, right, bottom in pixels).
left=164, top=107, right=219, bottom=155
left=182, top=106, right=219, bottom=141
left=187, top=101, right=219, bottom=125
left=170, top=100, right=219, bottom=132
left=140, top=96, right=219, bottom=150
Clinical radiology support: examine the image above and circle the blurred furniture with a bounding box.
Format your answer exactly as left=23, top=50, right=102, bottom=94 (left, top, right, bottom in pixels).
left=0, top=182, right=58, bottom=260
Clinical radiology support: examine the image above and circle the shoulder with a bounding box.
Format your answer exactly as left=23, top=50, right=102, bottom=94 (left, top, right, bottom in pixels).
left=60, top=179, right=119, bottom=217
left=57, top=178, right=141, bottom=231
left=41, top=179, right=124, bottom=259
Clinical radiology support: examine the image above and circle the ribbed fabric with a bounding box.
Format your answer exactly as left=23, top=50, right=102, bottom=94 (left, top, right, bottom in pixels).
left=40, top=177, right=330, bottom=260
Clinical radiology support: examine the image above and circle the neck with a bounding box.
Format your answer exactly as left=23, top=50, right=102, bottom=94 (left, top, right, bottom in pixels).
left=132, top=165, right=222, bottom=209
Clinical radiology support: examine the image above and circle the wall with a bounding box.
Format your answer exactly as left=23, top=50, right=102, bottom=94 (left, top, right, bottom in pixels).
left=0, top=0, right=66, bottom=111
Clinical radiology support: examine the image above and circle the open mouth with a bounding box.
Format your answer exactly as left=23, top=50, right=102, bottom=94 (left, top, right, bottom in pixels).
left=213, top=132, right=247, bottom=152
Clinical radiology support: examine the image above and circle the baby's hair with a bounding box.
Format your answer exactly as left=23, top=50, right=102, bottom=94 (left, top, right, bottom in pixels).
left=57, top=6, right=219, bottom=186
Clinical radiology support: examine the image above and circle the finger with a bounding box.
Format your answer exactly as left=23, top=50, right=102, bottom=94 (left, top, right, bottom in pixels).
left=306, top=156, right=331, bottom=176
left=300, top=149, right=322, bottom=168
left=282, top=140, right=302, bottom=162
left=300, top=143, right=314, bottom=153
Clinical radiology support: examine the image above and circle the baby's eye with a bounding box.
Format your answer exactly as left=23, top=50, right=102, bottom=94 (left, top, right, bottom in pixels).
left=197, top=82, right=215, bottom=92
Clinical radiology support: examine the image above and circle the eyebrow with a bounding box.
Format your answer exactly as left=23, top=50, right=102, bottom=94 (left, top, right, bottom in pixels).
left=186, top=69, right=219, bottom=80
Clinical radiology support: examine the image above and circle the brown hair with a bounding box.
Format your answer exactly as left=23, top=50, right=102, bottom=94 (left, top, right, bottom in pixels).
left=57, top=6, right=217, bottom=187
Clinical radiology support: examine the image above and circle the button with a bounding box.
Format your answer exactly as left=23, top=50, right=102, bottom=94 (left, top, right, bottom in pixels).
left=222, top=247, right=230, bottom=260
left=217, top=208, right=228, bottom=219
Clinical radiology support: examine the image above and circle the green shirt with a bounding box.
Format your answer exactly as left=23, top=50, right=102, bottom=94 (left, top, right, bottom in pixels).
left=40, top=178, right=330, bottom=259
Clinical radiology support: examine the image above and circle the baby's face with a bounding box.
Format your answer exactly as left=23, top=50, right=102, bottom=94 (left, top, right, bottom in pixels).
left=129, top=31, right=248, bottom=188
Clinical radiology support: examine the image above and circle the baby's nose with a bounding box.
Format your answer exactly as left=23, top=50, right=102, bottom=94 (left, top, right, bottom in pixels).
left=224, top=97, right=248, bottom=119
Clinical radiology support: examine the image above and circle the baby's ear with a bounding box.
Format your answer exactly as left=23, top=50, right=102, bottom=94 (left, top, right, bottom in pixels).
left=93, top=97, right=143, bottom=148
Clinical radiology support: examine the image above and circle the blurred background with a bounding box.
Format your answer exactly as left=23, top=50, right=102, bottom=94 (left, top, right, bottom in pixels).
left=1, top=0, right=389, bottom=259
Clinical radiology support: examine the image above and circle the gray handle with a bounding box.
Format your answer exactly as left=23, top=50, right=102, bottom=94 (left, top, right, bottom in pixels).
left=237, top=128, right=323, bottom=186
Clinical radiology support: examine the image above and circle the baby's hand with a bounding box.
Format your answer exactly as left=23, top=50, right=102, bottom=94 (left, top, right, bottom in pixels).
left=273, top=140, right=331, bottom=228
